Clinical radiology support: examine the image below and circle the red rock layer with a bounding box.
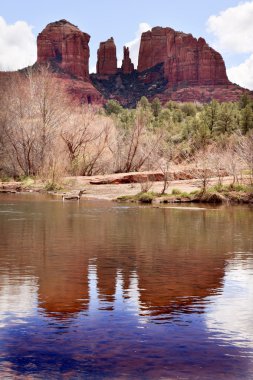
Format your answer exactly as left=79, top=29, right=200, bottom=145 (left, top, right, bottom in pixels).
left=96, top=38, right=117, bottom=75
left=137, top=27, right=229, bottom=87
left=37, top=19, right=90, bottom=81
left=121, top=46, right=134, bottom=74
left=155, top=84, right=250, bottom=104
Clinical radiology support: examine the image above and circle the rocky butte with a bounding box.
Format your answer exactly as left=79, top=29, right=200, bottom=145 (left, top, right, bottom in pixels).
left=37, top=19, right=90, bottom=80
left=92, top=25, right=251, bottom=106
left=137, top=27, right=228, bottom=86
left=121, top=47, right=134, bottom=75
left=0, top=20, right=251, bottom=106
left=96, top=37, right=117, bottom=76
left=33, top=20, right=102, bottom=104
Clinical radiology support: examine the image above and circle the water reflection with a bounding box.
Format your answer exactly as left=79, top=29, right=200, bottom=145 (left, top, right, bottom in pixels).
left=206, top=258, right=253, bottom=348
left=0, top=195, right=253, bottom=378
left=0, top=275, right=37, bottom=328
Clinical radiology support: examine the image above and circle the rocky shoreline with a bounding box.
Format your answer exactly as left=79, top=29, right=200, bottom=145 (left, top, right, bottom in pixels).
left=1, top=171, right=252, bottom=205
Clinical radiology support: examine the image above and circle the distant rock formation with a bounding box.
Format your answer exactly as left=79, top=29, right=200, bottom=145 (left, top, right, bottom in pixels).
left=121, top=46, right=134, bottom=74
left=96, top=37, right=117, bottom=76
left=137, top=27, right=229, bottom=86
left=1, top=19, right=251, bottom=106
left=37, top=19, right=90, bottom=81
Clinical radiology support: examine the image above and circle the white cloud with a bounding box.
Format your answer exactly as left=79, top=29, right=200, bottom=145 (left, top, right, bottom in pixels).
left=205, top=261, right=253, bottom=349
left=227, top=53, right=253, bottom=89
left=207, top=1, right=253, bottom=54
left=207, top=1, right=253, bottom=90
left=125, top=22, right=151, bottom=68
left=0, top=16, right=36, bottom=71
left=90, top=65, right=96, bottom=74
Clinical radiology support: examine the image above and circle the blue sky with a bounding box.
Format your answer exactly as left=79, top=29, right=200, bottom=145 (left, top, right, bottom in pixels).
left=1, top=1, right=253, bottom=88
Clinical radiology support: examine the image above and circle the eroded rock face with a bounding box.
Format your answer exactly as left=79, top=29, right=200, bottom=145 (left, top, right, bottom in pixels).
left=96, top=38, right=117, bottom=75
left=37, top=19, right=90, bottom=81
left=121, top=46, right=134, bottom=74
left=137, top=27, right=229, bottom=86
left=1, top=19, right=251, bottom=106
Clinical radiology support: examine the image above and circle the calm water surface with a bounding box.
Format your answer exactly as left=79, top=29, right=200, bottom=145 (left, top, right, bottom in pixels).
left=0, top=194, right=253, bottom=379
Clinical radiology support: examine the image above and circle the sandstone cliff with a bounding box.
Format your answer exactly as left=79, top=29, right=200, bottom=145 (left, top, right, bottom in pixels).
left=37, top=19, right=90, bottom=81
left=96, top=38, right=117, bottom=75
left=37, top=19, right=102, bottom=104
left=137, top=27, right=229, bottom=86
left=121, top=46, right=134, bottom=74
left=0, top=19, right=251, bottom=106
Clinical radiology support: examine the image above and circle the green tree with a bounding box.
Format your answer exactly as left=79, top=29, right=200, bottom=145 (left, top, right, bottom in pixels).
left=240, top=104, right=253, bottom=134
left=151, top=98, right=162, bottom=117
left=215, top=103, right=236, bottom=135
left=201, top=100, right=220, bottom=135
left=181, top=102, right=197, bottom=117
left=137, top=96, right=150, bottom=110
left=239, top=93, right=252, bottom=109
left=104, top=100, right=123, bottom=115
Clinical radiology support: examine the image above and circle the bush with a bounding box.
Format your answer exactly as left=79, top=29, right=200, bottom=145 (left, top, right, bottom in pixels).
left=45, top=181, right=62, bottom=192
left=0, top=173, right=11, bottom=182
left=17, top=176, right=35, bottom=187
left=171, top=188, right=181, bottom=195
left=138, top=192, right=155, bottom=203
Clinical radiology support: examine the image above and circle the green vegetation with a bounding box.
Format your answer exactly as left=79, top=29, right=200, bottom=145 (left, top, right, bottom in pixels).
left=117, top=192, right=156, bottom=203
left=1, top=67, right=253, bottom=189
left=44, top=181, right=63, bottom=192
left=117, top=182, right=253, bottom=205
left=17, top=175, right=35, bottom=187
left=171, top=188, right=181, bottom=195
left=208, top=183, right=253, bottom=194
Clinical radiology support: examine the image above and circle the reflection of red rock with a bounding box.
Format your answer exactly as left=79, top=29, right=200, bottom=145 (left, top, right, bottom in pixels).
left=97, top=38, right=117, bottom=75
left=97, top=266, right=117, bottom=304
left=137, top=250, right=225, bottom=317
left=137, top=27, right=229, bottom=86
left=37, top=19, right=90, bottom=81
left=38, top=266, right=89, bottom=317
left=121, top=46, right=134, bottom=74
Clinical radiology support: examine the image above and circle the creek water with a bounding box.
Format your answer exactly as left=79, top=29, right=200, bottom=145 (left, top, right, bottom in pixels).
left=0, top=194, right=253, bottom=379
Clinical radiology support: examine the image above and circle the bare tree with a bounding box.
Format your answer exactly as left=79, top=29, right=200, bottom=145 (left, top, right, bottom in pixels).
left=154, top=140, right=173, bottom=195
left=208, top=143, right=226, bottom=186
left=111, top=107, right=164, bottom=173
left=223, top=136, right=242, bottom=186
left=61, top=107, right=113, bottom=176
left=1, top=66, right=70, bottom=177
left=237, top=131, right=253, bottom=184
left=193, top=146, right=213, bottom=194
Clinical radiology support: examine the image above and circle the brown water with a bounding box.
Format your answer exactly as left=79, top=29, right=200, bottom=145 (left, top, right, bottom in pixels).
left=0, top=194, right=253, bottom=379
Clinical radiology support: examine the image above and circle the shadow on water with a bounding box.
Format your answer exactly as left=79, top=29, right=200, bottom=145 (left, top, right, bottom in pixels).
left=0, top=194, right=253, bottom=378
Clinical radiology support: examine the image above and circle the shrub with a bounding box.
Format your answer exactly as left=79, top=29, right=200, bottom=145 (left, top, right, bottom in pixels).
left=45, top=181, right=62, bottom=192
left=171, top=188, right=181, bottom=195
left=138, top=192, right=154, bottom=203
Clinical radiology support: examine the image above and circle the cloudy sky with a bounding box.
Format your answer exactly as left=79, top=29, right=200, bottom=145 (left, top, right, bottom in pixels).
left=0, top=0, right=253, bottom=89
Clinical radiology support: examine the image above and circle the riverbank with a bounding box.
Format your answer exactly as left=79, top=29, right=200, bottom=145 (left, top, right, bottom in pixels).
left=1, top=170, right=252, bottom=204
left=116, top=186, right=253, bottom=205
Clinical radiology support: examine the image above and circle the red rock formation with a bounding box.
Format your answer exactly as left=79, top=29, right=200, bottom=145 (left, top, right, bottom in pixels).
left=1, top=19, right=251, bottom=106
left=37, top=19, right=90, bottom=81
left=137, top=27, right=229, bottom=87
left=121, top=46, right=134, bottom=74
left=96, top=37, right=117, bottom=75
